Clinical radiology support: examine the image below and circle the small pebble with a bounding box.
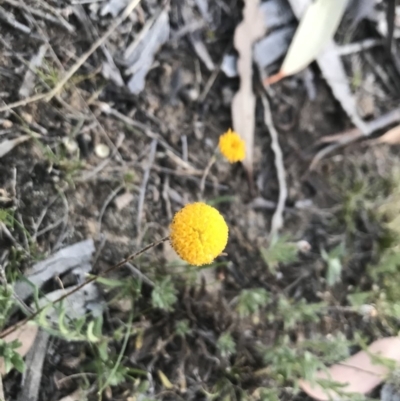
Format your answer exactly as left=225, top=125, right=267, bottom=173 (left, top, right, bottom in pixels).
left=114, top=192, right=134, bottom=211
left=295, top=199, right=313, bottom=209
left=181, top=86, right=199, bottom=102
left=359, top=304, right=377, bottom=318
left=62, top=137, right=78, bottom=154
left=95, top=143, right=110, bottom=158
left=20, top=111, right=33, bottom=124
left=2, top=119, right=13, bottom=128
left=296, top=240, right=311, bottom=253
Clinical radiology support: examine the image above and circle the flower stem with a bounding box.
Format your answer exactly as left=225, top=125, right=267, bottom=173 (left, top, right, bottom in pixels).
left=199, top=154, right=217, bottom=200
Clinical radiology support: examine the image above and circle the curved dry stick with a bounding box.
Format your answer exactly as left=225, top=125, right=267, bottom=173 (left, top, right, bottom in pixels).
left=261, top=93, right=287, bottom=237
left=199, top=154, right=216, bottom=200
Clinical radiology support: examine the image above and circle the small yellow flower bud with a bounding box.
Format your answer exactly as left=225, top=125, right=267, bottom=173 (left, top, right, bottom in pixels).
left=218, top=129, right=246, bottom=163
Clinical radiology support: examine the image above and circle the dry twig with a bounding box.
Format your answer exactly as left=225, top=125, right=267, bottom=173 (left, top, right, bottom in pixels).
left=199, top=155, right=216, bottom=200
left=0, top=5, right=31, bottom=34
left=137, top=140, right=157, bottom=244
left=98, top=184, right=125, bottom=234
left=261, top=93, right=287, bottom=238
left=125, top=262, right=155, bottom=287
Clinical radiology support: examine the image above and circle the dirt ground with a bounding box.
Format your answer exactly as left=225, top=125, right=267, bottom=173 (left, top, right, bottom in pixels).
left=1, top=0, right=400, bottom=400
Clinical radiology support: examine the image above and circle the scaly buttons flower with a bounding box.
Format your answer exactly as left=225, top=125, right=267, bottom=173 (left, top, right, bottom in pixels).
left=170, top=202, right=229, bottom=266
left=218, top=129, right=246, bottom=163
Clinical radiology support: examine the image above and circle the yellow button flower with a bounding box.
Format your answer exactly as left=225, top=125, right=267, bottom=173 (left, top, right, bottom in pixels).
left=218, top=129, right=246, bottom=163
left=170, top=202, right=229, bottom=266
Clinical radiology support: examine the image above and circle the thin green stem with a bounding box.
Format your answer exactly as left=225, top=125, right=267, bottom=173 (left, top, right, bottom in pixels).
left=99, top=310, right=134, bottom=394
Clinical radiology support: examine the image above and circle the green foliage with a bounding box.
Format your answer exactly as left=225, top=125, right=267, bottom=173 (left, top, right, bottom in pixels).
left=38, top=305, right=104, bottom=343
left=253, top=388, right=280, bottom=401
left=321, top=243, right=345, bottom=287
left=151, top=277, right=177, bottom=312
left=0, top=339, right=25, bottom=374
left=260, top=235, right=298, bottom=273
left=207, top=196, right=237, bottom=206
left=347, top=291, right=373, bottom=307
left=98, top=311, right=134, bottom=393
left=236, top=288, right=270, bottom=317
left=260, top=334, right=350, bottom=394
left=377, top=168, right=400, bottom=236
left=300, top=333, right=350, bottom=364
left=342, top=180, right=370, bottom=232
left=369, top=245, right=400, bottom=282
left=272, top=295, right=325, bottom=330
left=217, top=332, right=236, bottom=358
left=36, top=63, right=91, bottom=91
left=261, top=341, right=325, bottom=387
left=133, top=380, right=157, bottom=400
left=206, top=377, right=238, bottom=401
left=365, top=232, right=400, bottom=327
left=175, top=319, right=191, bottom=337
left=95, top=276, right=127, bottom=288
left=0, top=208, right=14, bottom=228
left=95, top=275, right=142, bottom=315
left=0, top=284, right=14, bottom=329
left=123, top=172, right=136, bottom=184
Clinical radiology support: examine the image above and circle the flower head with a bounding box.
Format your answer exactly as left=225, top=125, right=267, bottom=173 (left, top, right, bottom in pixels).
left=218, top=129, right=246, bottom=163
left=169, top=202, right=229, bottom=266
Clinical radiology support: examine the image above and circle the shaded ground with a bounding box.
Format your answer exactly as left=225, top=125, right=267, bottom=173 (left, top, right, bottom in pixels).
left=1, top=1, right=400, bottom=400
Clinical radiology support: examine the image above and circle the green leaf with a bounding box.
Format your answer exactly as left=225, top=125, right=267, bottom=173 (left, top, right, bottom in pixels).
left=10, top=353, right=25, bottom=373
left=86, top=321, right=101, bottom=343
left=58, top=308, right=72, bottom=338
left=301, top=333, right=350, bottom=365
left=322, top=244, right=345, bottom=287
left=108, top=365, right=128, bottom=386
left=95, top=276, right=125, bottom=288
left=217, top=332, right=236, bottom=358
left=0, top=339, right=25, bottom=374
left=276, top=296, right=325, bottom=330
left=347, top=292, right=373, bottom=308
left=151, top=277, right=177, bottom=312
left=0, top=208, right=14, bottom=228
left=207, top=196, right=236, bottom=206
left=236, top=288, right=270, bottom=317
left=175, top=320, right=191, bottom=337
left=97, top=340, right=109, bottom=362
left=261, top=235, right=298, bottom=273
left=257, top=388, right=280, bottom=401
left=280, top=0, right=348, bottom=76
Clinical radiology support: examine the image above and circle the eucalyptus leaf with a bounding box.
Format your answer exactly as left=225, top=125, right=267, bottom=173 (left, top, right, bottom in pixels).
left=281, top=0, right=348, bottom=76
